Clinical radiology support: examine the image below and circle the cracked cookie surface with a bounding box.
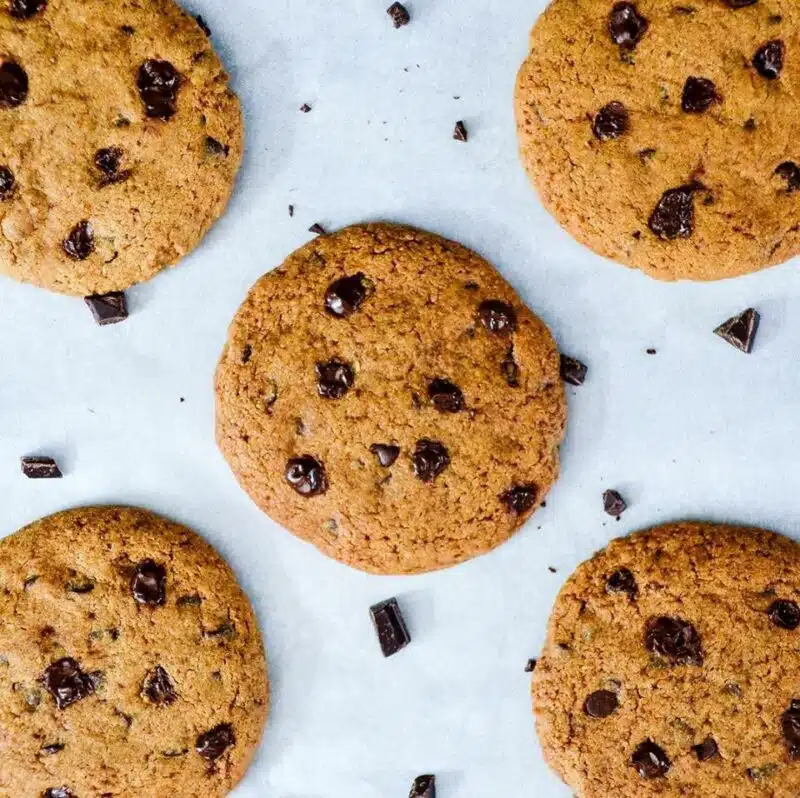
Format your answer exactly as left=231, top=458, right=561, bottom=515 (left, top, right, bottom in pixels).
left=534, top=521, right=800, bottom=797
left=0, top=0, right=242, bottom=295
left=215, top=223, right=567, bottom=575
left=0, top=506, right=268, bottom=797
left=516, top=0, right=800, bottom=281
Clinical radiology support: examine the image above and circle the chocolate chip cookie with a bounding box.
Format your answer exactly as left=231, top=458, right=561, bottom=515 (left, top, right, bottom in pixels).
left=534, top=521, right=800, bottom=797
left=516, top=0, right=800, bottom=281
left=0, top=506, right=268, bottom=797
left=215, top=223, right=567, bottom=575
left=0, top=0, right=242, bottom=295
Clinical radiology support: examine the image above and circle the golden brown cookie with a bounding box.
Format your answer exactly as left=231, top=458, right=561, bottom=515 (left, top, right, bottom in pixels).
left=215, top=223, right=567, bottom=575
left=0, top=506, right=268, bottom=797
left=534, top=521, right=800, bottom=797
left=516, top=0, right=800, bottom=281
left=0, top=0, right=242, bottom=295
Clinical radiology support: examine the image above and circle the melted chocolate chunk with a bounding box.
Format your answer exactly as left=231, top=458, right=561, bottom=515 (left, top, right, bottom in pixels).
left=645, top=617, right=703, bottom=665
left=137, top=59, right=182, bottom=119
left=592, top=101, right=629, bottom=141
left=0, top=165, right=14, bottom=198
left=768, top=599, right=800, bottom=630
left=648, top=186, right=696, bottom=240
left=142, top=665, right=177, bottom=706
left=631, top=740, right=671, bottom=778
left=478, top=300, right=516, bottom=334
left=43, top=789, right=73, bottom=798
left=325, top=273, right=368, bottom=317
left=608, top=2, right=649, bottom=48
left=500, top=484, right=538, bottom=515
left=370, top=597, right=411, bottom=657
left=40, top=742, right=64, bottom=755
left=43, top=658, right=97, bottom=710
left=583, top=689, right=619, bottom=718
left=560, top=355, right=587, bottom=386
left=131, top=559, right=167, bottom=606
left=409, top=775, right=435, bottom=798
left=94, top=147, right=130, bottom=186
left=9, top=0, right=46, bottom=17
left=775, top=161, right=800, bottom=193
left=412, top=439, right=450, bottom=482
left=606, top=568, right=638, bottom=599
left=370, top=443, right=400, bottom=467
left=693, top=737, right=719, bottom=761
left=195, top=14, right=211, bottom=35
left=62, top=221, right=95, bottom=260
left=753, top=40, right=785, bottom=79
left=205, top=136, right=229, bottom=156
left=196, top=723, right=235, bottom=762
left=714, top=308, right=759, bottom=354
left=285, top=455, right=328, bottom=496
left=85, top=292, right=128, bottom=326
left=681, top=77, right=720, bottom=113
left=428, top=378, right=464, bottom=413
left=0, top=61, right=28, bottom=107
left=316, top=360, right=355, bottom=399
left=783, top=700, right=800, bottom=759
left=724, top=0, right=757, bottom=6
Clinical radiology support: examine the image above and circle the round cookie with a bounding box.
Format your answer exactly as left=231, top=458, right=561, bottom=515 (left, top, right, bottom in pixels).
left=533, top=521, right=800, bottom=797
left=0, top=506, right=268, bottom=797
left=516, top=0, right=800, bottom=281
left=215, top=223, right=566, bottom=575
left=0, top=0, right=242, bottom=295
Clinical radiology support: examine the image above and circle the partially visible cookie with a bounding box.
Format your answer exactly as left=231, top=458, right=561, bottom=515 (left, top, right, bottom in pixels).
left=534, top=521, right=800, bottom=797
left=0, top=506, right=268, bottom=797
left=516, top=0, right=800, bottom=281
left=0, top=0, right=242, bottom=295
left=215, top=223, right=567, bottom=575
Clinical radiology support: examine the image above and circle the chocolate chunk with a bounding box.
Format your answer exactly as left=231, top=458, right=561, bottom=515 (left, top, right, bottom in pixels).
left=43, top=658, right=97, bottom=709
left=775, top=161, right=800, bottom=193
left=325, top=273, right=368, bottom=317
left=428, top=378, right=464, bottom=413
left=603, top=489, right=627, bottom=518
left=560, top=355, right=587, bottom=386
left=285, top=455, right=328, bottom=496
left=94, top=147, right=130, bottom=185
left=20, top=456, right=62, bottom=479
left=681, top=77, right=720, bottom=113
left=412, top=439, right=450, bottom=482
left=195, top=14, right=210, bottom=35
left=693, top=737, right=719, bottom=761
left=309, top=222, right=326, bottom=235
left=649, top=185, right=696, bottom=239
left=409, top=775, right=435, bottom=798
left=768, top=599, right=800, bottom=630
left=142, top=665, right=177, bottom=706
left=300, top=103, right=312, bottom=113
left=453, top=120, right=468, bottom=142
left=9, top=0, right=47, bottom=17
left=205, top=136, right=229, bottom=156
left=645, top=617, right=703, bottom=665
left=500, top=484, right=538, bottom=515
left=592, top=101, right=629, bottom=141
left=370, top=597, right=411, bottom=657
left=131, top=559, right=167, bottom=606
left=316, top=360, right=355, bottom=399
left=196, top=723, right=235, bottom=762
left=783, top=700, right=800, bottom=759
left=44, top=790, right=73, bottom=798
left=608, top=2, right=649, bottom=48
left=0, top=61, right=28, bottom=107
left=370, top=443, right=400, bottom=467
left=583, top=689, right=619, bottom=718
left=0, top=165, right=14, bottom=198
left=631, top=740, right=671, bottom=778
left=63, top=221, right=95, bottom=260
left=714, top=308, right=759, bottom=353
left=753, top=40, right=785, bottom=79
left=137, top=59, right=182, bottom=120
left=478, top=300, right=516, bottom=334
left=387, top=2, right=409, bottom=27
left=84, top=292, right=128, bottom=326
left=525, top=658, right=537, bottom=672
left=40, top=742, right=64, bottom=755
left=606, top=567, right=638, bottom=599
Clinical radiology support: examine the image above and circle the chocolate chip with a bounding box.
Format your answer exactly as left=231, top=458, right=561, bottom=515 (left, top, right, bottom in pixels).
left=560, top=355, right=587, bottom=386
left=300, top=103, right=312, bottom=113
left=428, top=378, right=464, bottom=413
left=20, top=456, right=62, bottom=478
left=131, top=559, right=167, bottom=606
left=285, top=455, right=328, bottom=496
left=43, top=658, right=97, bottom=710
left=775, top=161, right=800, bottom=193
left=525, top=658, right=537, bottom=672
left=501, top=347, right=520, bottom=387
left=453, top=120, right=468, bottom=142
left=753, top=40, right=784, bottom=79
left=714, top=308, right=759, bottom=353
left=387, top=1, right=409, bottom=27
left=592, top=101, right=629, bottom=141
left=478, top=300, right=516, bottom=334
left=768, top=599, right=800, bottom=630
left=205, top=136, right=229, bottom=156
left=325, top=273, right=368, bottom=317
left=412, top=439, right=450, bottom=482
left=316, top=360, right=355, bottom=399
left=645, top=617, right=703, bottom=665
left=62, top=221, right=95, bottom=260
left=137, top=59, right=182, bottom=120
left=370, top=443, right=400, bottom=467
left=409, top=775, right=435, bottom=798
left=693, top=737, right=719, bottom=761
left=681, top=77, right=720, bottom=113
left=0, top=165, right=14, bottom=199
left=608, top=2, right=649, bottom=48
left=631, top=740, right=671, bottom=778
left=84, top=292, right=128, bottom=326
left=142, top=665, right=177, bottom=706
left=0, top=61, right=28, bottom=107
left=370, top=597, right=411, bottom=657
left=500, top=484, right=538, bottom=515
left=309, top=222, right=326, bottom=235
left=783, top=700, right=800, bottom=758
left=583, top=689, right=619, bottom=718
left=606, top=568, right=638, bottom=599
left=195, top=14, right=210, bottom=35
left=196, top=723, right=235, bottom=762
left=648, top=185, right=696, bottom=239
left=603, top=489, right=627, bottom=518
left=8, top=0, right=46, bottom=17
left=44, top=789, right=73, bottom=798
left=94, top=147, right=130, bottom=185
